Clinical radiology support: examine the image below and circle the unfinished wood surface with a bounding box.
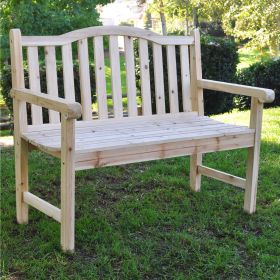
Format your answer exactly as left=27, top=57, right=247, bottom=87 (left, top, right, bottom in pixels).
left=190, top=29, right=204, bottom=115
left=60, top=115, right=75, bottom=252
left=167, top=45, right=179, bottom=113
left=27, top=46, right=43, bottom=124
left=197, top=79, right=275, bottom=103
left=198, top=165, right=246, bottom=189
left=152, top=43, right=165, bottom=114
left=22, top=115, right=254, bottom=154
left=94, top=36, right=108, bottom=119
left=62, top=44, right=75, bottom=102
left=109, top=36, right=123, bottom=118
left=180, top=45, right=191, bottom=112
left=45, top=46, right=60, bottom=123
left=23, top=191, right=61, bottom=222
left=139, top=39, right=152, bottom=115
left=189, top=29, right=204, bottom=193
left=78, top=38, right=92, bottom=120
left=11, top=89, right=82, bottom=119
left=244, top=97, right=263, bottom=213
left=10, top=29, right=29, bottom=224
left=124, top=36, right=137, bottom=117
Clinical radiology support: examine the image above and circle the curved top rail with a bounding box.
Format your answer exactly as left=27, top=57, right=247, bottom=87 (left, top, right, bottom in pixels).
left=21, top=26, right=194, bottom=47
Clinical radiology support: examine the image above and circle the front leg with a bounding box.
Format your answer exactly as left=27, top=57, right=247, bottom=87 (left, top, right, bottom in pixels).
left=60, top=115, right=76, bottom=252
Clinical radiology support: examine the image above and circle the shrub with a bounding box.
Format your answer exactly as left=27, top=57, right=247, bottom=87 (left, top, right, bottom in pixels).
left=0, top=63, right=96, bottom=122
left=235, top=59, right=280, bottom=110
left=135, top=35, right=239, bottom=115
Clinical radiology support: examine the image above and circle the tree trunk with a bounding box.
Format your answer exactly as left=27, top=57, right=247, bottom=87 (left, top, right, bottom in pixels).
left=185, top=0, right=189, bottom=35
left=159, top=0, right=167, bottom=35
left=193, top=7, right=199, bottom=28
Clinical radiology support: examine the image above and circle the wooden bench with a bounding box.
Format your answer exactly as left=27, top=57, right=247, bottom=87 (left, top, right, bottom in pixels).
left=9, top=26, right=274, bottom=252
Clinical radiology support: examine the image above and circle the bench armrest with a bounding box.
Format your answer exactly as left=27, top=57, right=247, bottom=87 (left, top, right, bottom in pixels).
left=11, top=88, right=82, bottom=119
left=197, top=79, right=275, bottom=103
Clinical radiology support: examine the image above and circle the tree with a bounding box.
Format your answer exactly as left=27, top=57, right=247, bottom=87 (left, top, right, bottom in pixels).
left=222, top=0, right=280, bottom=56
left=0, top=0, right=110, bottom=64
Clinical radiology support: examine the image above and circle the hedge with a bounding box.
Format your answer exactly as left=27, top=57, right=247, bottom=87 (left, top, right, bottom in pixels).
left=135, top=35, right=239, bottom=115
left=235, top=59, right=280, bottom=110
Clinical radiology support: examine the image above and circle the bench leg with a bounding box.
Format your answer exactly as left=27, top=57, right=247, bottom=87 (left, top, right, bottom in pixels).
left=244, top=98, right=263, bottom=214
left=190, top=153, right=202, bottom=192
left=60, top=117, right=75, bottom=252
left=15, top=138, right=29, bottom=224
left=244, top=146, right=260, bottom=213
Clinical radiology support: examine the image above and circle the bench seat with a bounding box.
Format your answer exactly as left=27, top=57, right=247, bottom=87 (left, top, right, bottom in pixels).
left=23, top=113, right=255, bottom=169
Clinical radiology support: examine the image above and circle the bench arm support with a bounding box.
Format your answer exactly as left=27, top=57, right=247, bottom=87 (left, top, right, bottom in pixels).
left=11, top=88, right=82, bottom=119
left=197, top=79, right=275, bottom=103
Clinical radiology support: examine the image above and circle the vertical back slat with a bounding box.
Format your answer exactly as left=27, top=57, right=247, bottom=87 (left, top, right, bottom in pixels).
left=94, top=36, right=108, bottom=119
left=124, top=36, right=137, bottom=117
left=109, top=36, right=123, bottom=118
left=45, top=46, right=60, bottom=123
left=27, top=47, right=43, bottom=124
left=180, top=45, right=191, bottom=112
left=62, top=44, right=75, bottom=102
left=152, top=43, right=165, bottom=114
left=78, top=39, right=92, bottom=121
left=190, top=29, right=204, bottom=115
left=139, top=39, right=152, bottom=115
left=167, top=45, right=179, bottom=113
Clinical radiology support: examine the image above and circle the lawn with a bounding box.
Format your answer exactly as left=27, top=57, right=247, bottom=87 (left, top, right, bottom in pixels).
left=237, top=47, right=271, bottom=70
left=1, top=106, right=280, bottom=279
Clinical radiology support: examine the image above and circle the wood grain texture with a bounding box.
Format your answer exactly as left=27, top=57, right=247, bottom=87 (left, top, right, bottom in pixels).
left=45, top=46, right=60, bottom=123
left=109, top=36, right=123, bottom=118
left=94, top=36, right=108, bottom=119
left=78, top=38, right=92, bottom=120
left=27, top=47, right=43, bottom=124
left=139, top=39, right=152, bottom=115
left=124, top=36, right=137, bottom=116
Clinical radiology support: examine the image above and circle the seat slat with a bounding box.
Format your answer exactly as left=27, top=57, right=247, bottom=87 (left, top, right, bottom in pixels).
left=167, top=45, right=179, bottom=113
left=27, top=47, right=43, bottom=124
left=45, top=46, right=60, bottom=123
left=23, top=115, right=254, bottom=154
left=139, top=39, right=152, bottom=115
left=109, top=35, right=123, bottom=118
left=124, top=36, right=137, bottom=117
left=62, top=44, right=75, bottom=102
left=153, top=43, right=165, bottom=114
left=78, top=38, right=92, bottom=120
left=180, top=45, right=191, bottom=112
left=94, top=36, right=108, bottom=119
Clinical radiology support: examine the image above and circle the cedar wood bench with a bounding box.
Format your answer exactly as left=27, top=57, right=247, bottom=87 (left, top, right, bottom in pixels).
left=9, top=26, right=274, bottom=252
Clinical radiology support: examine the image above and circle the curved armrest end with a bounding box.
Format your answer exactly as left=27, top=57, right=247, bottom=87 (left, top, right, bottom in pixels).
left=262, top=89, right=275, bottom=103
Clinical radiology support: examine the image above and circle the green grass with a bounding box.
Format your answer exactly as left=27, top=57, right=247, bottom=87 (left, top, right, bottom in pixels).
left=237, top=47, right=271, bottom=70
left=1, top=108, right=280, bottom=279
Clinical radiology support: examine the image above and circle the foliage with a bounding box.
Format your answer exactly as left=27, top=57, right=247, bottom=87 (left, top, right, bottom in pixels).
left=1, top=107, right=280, bottom=279
left=235, top=59, right=280, bottom=110
left=222, top=0, right=280, bottom=56
left=0, top=63, right=97, bottom=122
left=0, top=0, right=109, bottom=63
left=135, top=35, right=239, bottom=115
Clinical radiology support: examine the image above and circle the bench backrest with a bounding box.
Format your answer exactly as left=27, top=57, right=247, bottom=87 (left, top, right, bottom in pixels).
left=10, top=26, right=203, bottom=127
